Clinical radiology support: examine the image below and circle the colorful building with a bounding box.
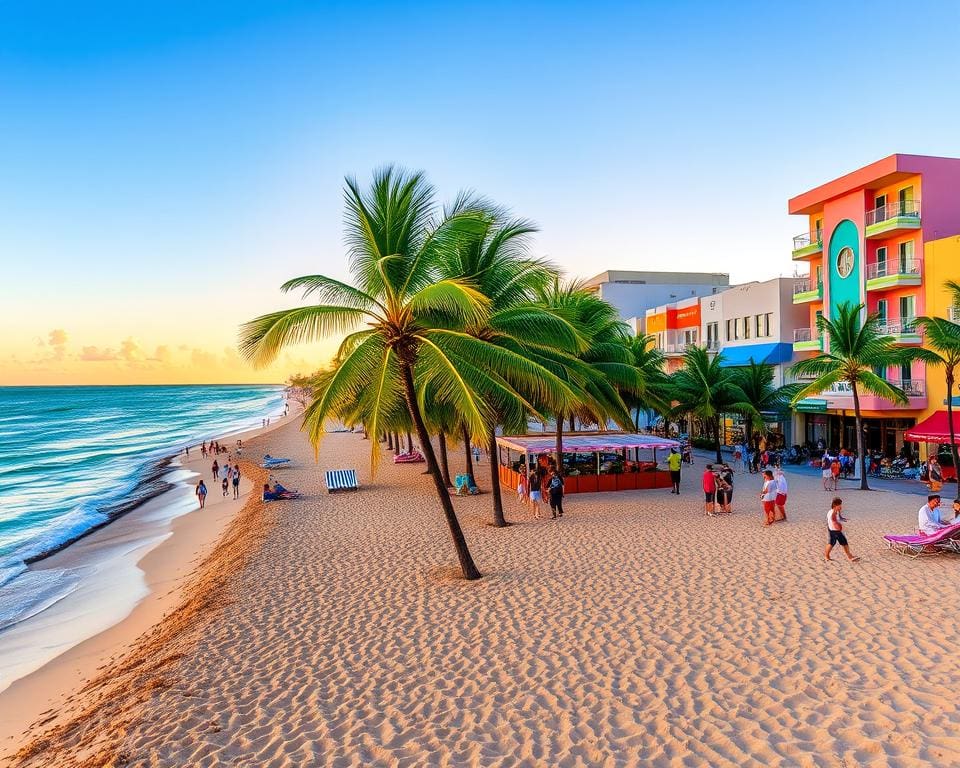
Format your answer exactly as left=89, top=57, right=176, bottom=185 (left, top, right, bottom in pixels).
left=645, top=296, right=701, bottom=372
left=789, top=154, right=960, bottom=454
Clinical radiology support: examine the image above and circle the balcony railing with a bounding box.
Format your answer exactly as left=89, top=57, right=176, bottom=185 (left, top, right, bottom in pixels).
left=865, top=257, right=921, bottom=281
left=824, top=379, right=924, bottom=397
left=888, top=379, right=925, bottom=397
left=793, top=327, right=813, bottom=342
left=865, top=200, right=920, bottom=226
left=793, top=231, right=823, bottom=251
left=793, top=279, right=823, bottom=295
left=949, top=306, right=960, bottom=323
left=877, top=319, right=920, bottom=337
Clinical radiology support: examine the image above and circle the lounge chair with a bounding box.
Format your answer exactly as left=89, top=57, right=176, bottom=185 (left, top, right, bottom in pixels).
left=325, top=469, right=359, bottom=493
left=883, top=523, right=960, bottom=558
left=394, top=451, right=425, bottom=464
left=261, top=454, right=291, bottom=468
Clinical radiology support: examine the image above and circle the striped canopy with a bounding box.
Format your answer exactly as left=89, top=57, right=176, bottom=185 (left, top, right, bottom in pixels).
left=496, top=433, right=680, bottom=454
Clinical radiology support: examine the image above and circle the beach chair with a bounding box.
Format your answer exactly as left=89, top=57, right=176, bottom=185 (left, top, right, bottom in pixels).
left=883, top=523, right=960, bottom=558
left=325, top=469, right=359, bottom=493
left=260, top=454, right=291, bottom=468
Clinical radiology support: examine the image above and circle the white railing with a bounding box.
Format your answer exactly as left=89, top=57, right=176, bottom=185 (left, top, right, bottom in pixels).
left=865, top=200, right=920, bottom=226
left=793, top=327, right=814, bottom=342
left=865, top=257, right=921, bottom=280
left=823, top=379, right=924, bottom=397
left=887, top=379, right=925, bottom=397
left=949, top=306, right=960, bottom=322
left=877, top=319, right=920, bottom=336
left=793, top=279, right=822, bottom=295
left=793, top=231, right=823, bottom=250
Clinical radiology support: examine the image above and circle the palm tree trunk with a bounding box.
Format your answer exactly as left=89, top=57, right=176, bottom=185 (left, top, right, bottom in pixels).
left=948, top=369, right=959, bottom=475
left=438, top=430, right=453, bottom=487
left=462, top=423, right=475, bottom=483
left=634, top=406, right=641, bottom=431
left=555, top=411, right=564, bottom=467
left=406, top=431, right=413, bottom=453
left=851, top=383, right=870, bottom=491
left=569, top=414, right=576, bottom=432
left=400, top=362, right=481, bottom=580
left=386, top=432, right=393, bottom=450
left=488, top=428, right=507, bottom=527
left=394, top=432, right=401, bottom=454
left=714, top=414, right=722, bottom=463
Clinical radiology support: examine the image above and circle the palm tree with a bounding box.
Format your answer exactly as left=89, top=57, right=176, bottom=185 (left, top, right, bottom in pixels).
left=625, top=334, right=669, bottom=430
left=732, top=361, right=801, bottom=456
left=670, top=346, right=757, bottom=463
left=913, top=280, right=960, bottom=472
left=436, top=200, right=581, bottom=526
left=534, top=281, right=639, bottom=466
left=790, top=301, right=923, bottom=491
left=239, top=167, right=569, bottom=580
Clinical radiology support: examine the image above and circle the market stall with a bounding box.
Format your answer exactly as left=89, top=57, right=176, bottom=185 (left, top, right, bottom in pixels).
left=495, top=433, right=680, bottom=494
left=906, top=411, right=960, bottom=481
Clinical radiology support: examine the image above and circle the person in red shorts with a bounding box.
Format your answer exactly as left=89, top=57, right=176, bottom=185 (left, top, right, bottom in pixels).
left=702, top=464, right=717, bottom=516
left=759, top=469, right=777, bottom=526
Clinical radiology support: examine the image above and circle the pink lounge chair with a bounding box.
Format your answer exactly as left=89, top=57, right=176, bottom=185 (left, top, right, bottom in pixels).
left=394, top=451, right=425, bottom=464
left=883, top=523, right=960, bottom=558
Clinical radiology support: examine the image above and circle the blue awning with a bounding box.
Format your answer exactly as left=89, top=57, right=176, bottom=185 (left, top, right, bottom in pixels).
left=717, top=342, right=793, bottom=367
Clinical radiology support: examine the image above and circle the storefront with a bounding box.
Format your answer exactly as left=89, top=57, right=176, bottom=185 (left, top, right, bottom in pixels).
left=799, top=411, right=916, bottom=456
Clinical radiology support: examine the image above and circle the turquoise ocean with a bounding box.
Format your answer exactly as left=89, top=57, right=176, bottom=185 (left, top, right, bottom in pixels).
left=0, top=385, right=285, bottom=634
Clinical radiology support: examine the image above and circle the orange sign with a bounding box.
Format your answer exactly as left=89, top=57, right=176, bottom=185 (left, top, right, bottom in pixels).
left=675, top=303, right=701, bottom=328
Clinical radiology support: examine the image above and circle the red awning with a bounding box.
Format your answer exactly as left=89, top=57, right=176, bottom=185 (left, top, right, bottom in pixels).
left=906, top=411, right=960, bottom=443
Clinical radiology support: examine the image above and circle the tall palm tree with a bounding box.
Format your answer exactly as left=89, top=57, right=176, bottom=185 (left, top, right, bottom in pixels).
left=670, top=346, right=757, bottom=463
left=625, top=334, right=669, bottom=430
left=913, top=280, right=960, bottom=472
left=732, top=361, right=800, bottom=455
left=240, top=167, right=569, bottom=580
left=436, top=200, right=581, bottom=526
left=790, top=301, right=924, bottom=491
left=534, top=281, right=639, bottom=465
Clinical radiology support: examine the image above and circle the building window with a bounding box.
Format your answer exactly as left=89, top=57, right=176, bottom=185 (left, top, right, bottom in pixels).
left=898, top=240, right=914, bottom=272
left=876, top=246, right=887, bottom=277
left=707, top=321, right=719, bottom=348
left=764, top=313, right=772, bottom=337
left=743, top=316, right=751, bottom=339
left=754, top=314, right=762, bottom=338
left=900, top=295, right=916, bottom=324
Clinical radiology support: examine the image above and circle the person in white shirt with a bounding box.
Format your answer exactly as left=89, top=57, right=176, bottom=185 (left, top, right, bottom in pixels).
left=774, top=468, right=788, bottom=522
left=760, top=470, right=777, bottom=526
left=917, top=495, right=959, bottom=535
left=826, top=497, right=860, bottom=562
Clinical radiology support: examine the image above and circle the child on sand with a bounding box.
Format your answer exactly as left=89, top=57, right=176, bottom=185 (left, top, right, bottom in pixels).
left=760, top=470, right=777, bottom=526
left=222, top=476, right=229, bottom=497
left=825, top=497, right=860, bottom=562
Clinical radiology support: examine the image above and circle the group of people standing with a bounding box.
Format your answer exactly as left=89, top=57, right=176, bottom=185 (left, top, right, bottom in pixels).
left=516, top=461, right=566, bottom=520
left=195, top=459, right=242, bottom=508
left=701, top=463, right=734, bottom=516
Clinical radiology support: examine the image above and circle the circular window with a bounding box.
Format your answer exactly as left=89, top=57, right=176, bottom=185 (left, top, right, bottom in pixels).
left=836, top=246, right=855, bottom=278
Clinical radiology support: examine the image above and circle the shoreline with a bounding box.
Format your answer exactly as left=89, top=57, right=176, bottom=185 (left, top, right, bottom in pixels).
left=0, top=410, right=297, bottom=753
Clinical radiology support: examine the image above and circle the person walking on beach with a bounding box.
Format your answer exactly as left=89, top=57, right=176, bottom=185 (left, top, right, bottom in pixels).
left=220, top=461, right=231, bottom=485
left=232, top=465, right=241, bottom=499
left=760, top=470, right=777, bottom=526
left=211, top=459, right=219, bottom=483
left=702, top=464, right=717, bottom=517
left=774, top=468, right=788, bottom=522
left=825, top=497, right=860, bottom=562
left=547, top=468, right=565, bottom=519
left=830, top=455, right=841, bottom=491
left=202, top=441, right=207, bottom=458
left=516, top=465, right=527, bottom=508
left=668, top=448, right=682, bottom=494
left=821, top=456, right=832, bottom=491
left=221, top=475, right=229, bottom=497
left=196, top=479, right=208, bottom=509
left=528, top=468, right=543, bottom=519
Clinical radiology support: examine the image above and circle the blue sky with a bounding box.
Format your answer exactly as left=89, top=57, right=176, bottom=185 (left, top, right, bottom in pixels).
left=2, top=0, right=959, bottom=382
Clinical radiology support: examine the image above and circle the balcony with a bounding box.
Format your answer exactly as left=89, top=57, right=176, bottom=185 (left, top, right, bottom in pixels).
left=793, top=327, right=822, bottom=352
left=792, top=279, right=823, bottom=304
left=662, top=342, right=695, bottom=356
left=792, top=231, right=824, bottom=260
left=865, top=257, right=922, bottom=291
left=949, top=306, right=960, bottom=323
left=825, top=378, right=924, bottom=397
left=821, top=377, right=927, bottom=409
left=865, top=200, right=921, bottom=239
left=877, top=319, right=923, bottom=344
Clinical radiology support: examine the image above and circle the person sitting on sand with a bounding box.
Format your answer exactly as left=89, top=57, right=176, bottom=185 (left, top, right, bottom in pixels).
left=825, top=497, right=860, bottom=562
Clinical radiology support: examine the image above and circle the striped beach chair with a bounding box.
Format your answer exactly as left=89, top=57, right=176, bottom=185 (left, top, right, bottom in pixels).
left=325, top=469, right=359, bottom=493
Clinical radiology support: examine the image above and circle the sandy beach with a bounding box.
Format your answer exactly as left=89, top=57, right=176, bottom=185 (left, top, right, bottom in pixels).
left=6, top=419, right=960, bottom=767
